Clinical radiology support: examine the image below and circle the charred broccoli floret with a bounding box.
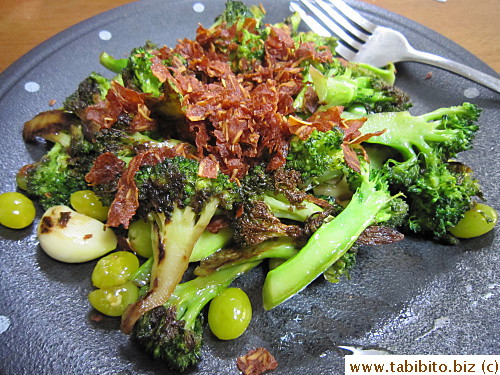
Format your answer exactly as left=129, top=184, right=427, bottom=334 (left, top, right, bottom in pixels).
left=132, top=261, right=256, bottom=372
left=132, top=238, right=299, bottom=371
left=120, top=155, right=240, bottom=334
left=232, top=165, right=329, bottom=246
left=63, top=72, right=111, bottom=115
left=21, top=142, right=89, bottom=209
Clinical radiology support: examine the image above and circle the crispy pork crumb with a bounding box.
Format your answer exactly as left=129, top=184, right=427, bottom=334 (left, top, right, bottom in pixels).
left=237, top=347, right=278, bottom=375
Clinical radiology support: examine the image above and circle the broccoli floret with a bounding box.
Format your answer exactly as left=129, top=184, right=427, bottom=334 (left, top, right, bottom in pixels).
left=262, top=161, right=403, bottom=309
left=63, top=72, right=111, bottom=114
left=293, top=30, right=337, bottom=56
left=405, top=161, right=481, bottom=242
left=23, top=142, right=90, bottom=209
left=87, top=130, right=185, bottom=206
left=120, top=156, right=240, bottom=334
left=241, top=165, right=326, bottom=220
left=207, top=1, right=268, bottom=67
left=132, top=261, right=256, bottom=371
left=232, top=198, right=306, bottom=246
left=118, top=42, right=163, bottom=97
left=323, top=247, right=357, bottom=283
left=362, top=103, right=480, bottom=166
left=232, top=165, right=329, bottom=246
left=212, top=1, right=258, bottom=28
left=93, top=128, right=180, bottom=161
left=132, top=238, right=299, bottom=371
left=305, top=62, right=411, bottom=114
left=360, top=103, right=482, bottom=241
left=286, top=128, right=345, bottom=189
left=19, top=114, right=97, bottom=209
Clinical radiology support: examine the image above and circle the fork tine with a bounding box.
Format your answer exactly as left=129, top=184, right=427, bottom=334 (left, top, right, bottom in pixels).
left=300, top=0, right=363, bottom=51
left=290, top=2, right=332, bottom=37
left=291, top=1, right=357, bottom=60
left=335, top=43, right=357, bottom=61
left=314, top=0, right=370, bottom=42
left=328, top=0, right=377, bottom=33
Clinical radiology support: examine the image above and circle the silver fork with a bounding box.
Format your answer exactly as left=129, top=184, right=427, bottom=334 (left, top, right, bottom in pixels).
left=290, top=0, right=500, bottom=93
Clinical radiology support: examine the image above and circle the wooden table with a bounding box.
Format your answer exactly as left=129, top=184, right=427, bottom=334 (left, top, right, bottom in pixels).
left=0, top=0, right=498, bottom=73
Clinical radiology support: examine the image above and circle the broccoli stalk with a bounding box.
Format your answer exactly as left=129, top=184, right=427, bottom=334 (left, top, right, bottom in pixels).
left=359, top=103, right=482, bottom=240
left=122, top=199, right=220, bottom=333
left=128, top=227, right=235, bottom=287
left=190, top=226, right=234, bottom=262
left=132, top=260, right=259, bottom=372
left=120, top=156, right=239, bottom=334
left=195, top=237, right=300, bottom=277
left=121, top=202, right=220, bottom=335
left=132, top=238, right=300, bottom=371
left=99, top=51, right=128, bottom=73
left=262, top=163, right=402, bottom=310
left=262, top=193, right=324, bottom=221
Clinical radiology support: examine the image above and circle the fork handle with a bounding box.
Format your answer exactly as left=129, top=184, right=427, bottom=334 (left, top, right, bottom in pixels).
left=406, top=48, right=500, bottom=93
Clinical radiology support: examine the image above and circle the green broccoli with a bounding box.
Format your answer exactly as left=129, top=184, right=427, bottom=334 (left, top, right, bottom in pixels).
left=208, top=1, right=268, bottom=68
left=190, top=226, right=235, bottom=262
left=323, top=247, right=358, bottom=283
left=231, top=165, right=330, bottom=246
left=132, top=261, right=257, bottom=371
left=131, top=237, right=299, bottom=371
left=99, top=51, right=128, bottom=73
left=120, top=155, right=240, bottom=334
left=262, top=161, right=405, bottom=309
left=19, top=113, right=96, bottom=209
left=121, top=43, right=163, bottom=97
left=359, top=102, right=482, bottom=241
left=211, top=0, right=264, bottom=28
left=294, top=60, right=411, bottom=115
left=22, top=142, right=89, bottom=209
left=286, top=128, right=345, bottom=189
left=292, top=29, right=337, bottom=57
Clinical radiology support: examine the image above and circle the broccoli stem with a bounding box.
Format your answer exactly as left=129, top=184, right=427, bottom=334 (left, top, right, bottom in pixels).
left=132, top=238, right=300, bottom=371
left=171, top=260, right=261, bottom=330
left=130, top=257, right=154, bottom=287
left=131, top=259, right=260, bottom=372
left=190, top=227, right=234, bottom=262
left=262, top=170, right=394, bottom=310
left=310, top=66, right=356, bottom=106
left=262, top=193, right=323, bottom=222
left=99, top=52, right=128, bottom=73
left=121, top=198, right=220, bottom=334
left=194, top=237, right=300, bottom=276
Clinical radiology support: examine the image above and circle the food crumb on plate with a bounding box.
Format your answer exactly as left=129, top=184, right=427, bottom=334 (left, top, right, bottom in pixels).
left=237, top=347, right=278, bottom=375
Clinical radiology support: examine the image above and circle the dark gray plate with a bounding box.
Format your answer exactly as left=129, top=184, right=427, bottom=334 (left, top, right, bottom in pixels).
left=0, top=1, right=498, bottom=374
